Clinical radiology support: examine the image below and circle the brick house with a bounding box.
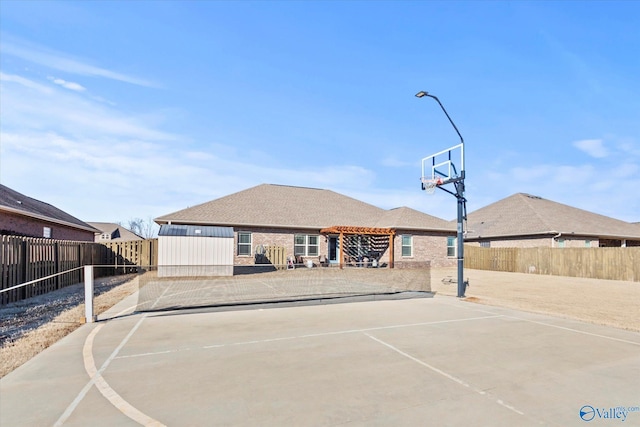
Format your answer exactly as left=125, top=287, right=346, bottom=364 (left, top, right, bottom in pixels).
left=464, top=193, right=640, bottom=248
left=155, top=184, right=456, bottom=268
left=0, top=184, right=98, bottom=241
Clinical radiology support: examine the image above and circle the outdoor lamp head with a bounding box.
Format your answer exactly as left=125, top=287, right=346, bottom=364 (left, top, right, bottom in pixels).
left=415, top=91, right=429, bottom=98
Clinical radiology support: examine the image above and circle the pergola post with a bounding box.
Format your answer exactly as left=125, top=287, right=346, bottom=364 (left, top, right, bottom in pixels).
left=339, top=232, right=344, bottom=269
left=389, top=233, right=394, bottom=268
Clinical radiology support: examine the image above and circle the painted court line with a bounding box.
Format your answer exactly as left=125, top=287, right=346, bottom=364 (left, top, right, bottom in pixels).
left=82, top=316, right=165, bottom=426
left=115, top=314, right=503, bottom=359
left=364, top=333, right=525, bottom=416
left=149, top=285, right=172, bottom=310
left=502, top=316, right=640, bottom=346
left=56, top=308, right=165, bottom=427
left=438, top=298, right=640, bottom=346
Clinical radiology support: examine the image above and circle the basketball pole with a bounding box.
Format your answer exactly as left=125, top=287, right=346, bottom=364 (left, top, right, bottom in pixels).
left=416, top=91, right=468, bottom=298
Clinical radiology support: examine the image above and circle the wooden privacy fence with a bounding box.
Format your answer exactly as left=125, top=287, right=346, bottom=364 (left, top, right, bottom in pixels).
left=102, top=239, right=157, bottom=268
left=464, top=245, right=640, bottom=282
left=264, top=245, right=286, bottom=268
left=1, top=236, right=158, bottom=304
left=253, top=245, right=287, bottom=270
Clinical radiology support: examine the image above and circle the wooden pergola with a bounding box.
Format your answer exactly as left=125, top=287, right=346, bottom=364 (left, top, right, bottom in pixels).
left=320, top=226, right=396, bottom=269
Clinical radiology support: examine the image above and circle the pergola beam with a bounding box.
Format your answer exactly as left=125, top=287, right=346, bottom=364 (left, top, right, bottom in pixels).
left=320, top=226, right=396, bottom=236
left=320, top=226, right=396, bottom=269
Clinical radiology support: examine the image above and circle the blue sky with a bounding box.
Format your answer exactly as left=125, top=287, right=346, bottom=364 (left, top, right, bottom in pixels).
left=1, top=1, right=638, bottom=227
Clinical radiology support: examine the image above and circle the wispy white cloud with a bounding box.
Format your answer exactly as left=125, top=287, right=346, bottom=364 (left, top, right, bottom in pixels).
left=1, top=36, right=156, bottom=87
left=480, top=149, right=640, bottom=222
left=573, top=139, right=609, bottom=158
left=380, top=157, right=413, bottom=168
left=0, top=70, right=381, bottom=221
left=0, top=71, right=53, bottom=93
left=618, top=139, right=640, bottom=157
left=1, top=73, right=175, bottom=141
left=47, top=76, right=85, bottom=92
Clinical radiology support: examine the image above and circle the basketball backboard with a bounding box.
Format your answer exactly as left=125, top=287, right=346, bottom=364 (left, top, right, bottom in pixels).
left=420, top=142, right=464, bottom=189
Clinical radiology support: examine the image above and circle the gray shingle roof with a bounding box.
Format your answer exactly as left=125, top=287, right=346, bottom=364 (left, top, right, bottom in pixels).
left=87, top=222, right=144, bottom=241
left=375, top=207, right=453, bottom=232
left=155, top=184, right=455, bottom=232
left=0, top=184, right=97, bottom=233
left=465, top=193, right=640, bottom=240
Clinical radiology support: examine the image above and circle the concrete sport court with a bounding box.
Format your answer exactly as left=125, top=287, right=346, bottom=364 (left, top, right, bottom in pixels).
left=1, top=292, right=639, bottom=426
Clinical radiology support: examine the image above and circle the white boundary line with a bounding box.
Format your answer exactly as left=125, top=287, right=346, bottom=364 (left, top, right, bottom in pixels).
left=364, top=333, right=525, bottom=416
left=55, top=306, right=166, bottom=426
left=502, top=316, right=640, bottom=346
left=436, top=298, right=640, bottom=346
left=115, top=315, right=503, bottom=359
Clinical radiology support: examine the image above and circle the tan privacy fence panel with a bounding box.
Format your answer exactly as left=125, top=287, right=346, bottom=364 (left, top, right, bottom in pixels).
left=265, top=245, right=286, bottom=268
left=1, top=236, right=158, bottom=304
left=464, top=245, right=640, bottom=282
left=102, top=239, right=158, bottom=268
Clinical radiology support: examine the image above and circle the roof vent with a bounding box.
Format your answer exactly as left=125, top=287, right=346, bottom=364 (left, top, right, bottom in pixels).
left=524, top=194, right=542, bottom=200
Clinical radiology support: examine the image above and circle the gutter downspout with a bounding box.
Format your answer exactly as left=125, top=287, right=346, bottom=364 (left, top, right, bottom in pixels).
left=551, top=232, right=562, bottom=248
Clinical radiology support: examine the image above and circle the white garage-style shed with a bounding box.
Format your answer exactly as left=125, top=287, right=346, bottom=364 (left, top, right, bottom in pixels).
left=158, top=224, right=234, bottom=277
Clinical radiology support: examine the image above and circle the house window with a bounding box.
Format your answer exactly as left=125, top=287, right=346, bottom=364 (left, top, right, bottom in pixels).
left=237, top=232, right=252, bottom=256
left=557, top=238, right=565, bottom=248
left=43, top=227, right=51, bottom=238
left=447, top=236, right=456, bottom=257
left=294, top=234, right=319, bottom=256
left=480, top=241, right=490, bottom=248
left=100, top=233, right=111, bottom=240
left=401, top=235, right=413, bottom=257
left=585, top=240, right=591, bottom=248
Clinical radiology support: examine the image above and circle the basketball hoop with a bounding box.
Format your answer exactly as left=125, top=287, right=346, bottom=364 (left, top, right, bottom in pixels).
left=421, top=176, right=443, bottom=194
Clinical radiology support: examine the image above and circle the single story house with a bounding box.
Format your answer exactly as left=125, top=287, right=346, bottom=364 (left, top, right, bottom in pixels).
left=0, top=184, right=97, bottom=241
left=155, top=184, right=457, bottom=268
left=88, top=222, right=144, bottom=242
left=464, top=193, right=640, bottom=248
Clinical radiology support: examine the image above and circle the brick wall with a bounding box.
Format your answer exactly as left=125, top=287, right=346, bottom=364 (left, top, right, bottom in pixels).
left=233, top=227, right=322, bottom=265
left=394, top=231, right=456, bottom=268
left=557, top=237, right=600, bottom=248
left=233, top=227, right=456, bottom=268
left=0, top=211, right=95, bottom=242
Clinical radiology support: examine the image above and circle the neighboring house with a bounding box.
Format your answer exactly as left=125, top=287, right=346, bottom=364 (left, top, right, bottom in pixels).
left=88, top=222, right=144, bottom=242
left=464, top=193, right=640, bottom=248
left=0, top=184, right=97, bottom=241
left=155, top=184, right=456, bottom=268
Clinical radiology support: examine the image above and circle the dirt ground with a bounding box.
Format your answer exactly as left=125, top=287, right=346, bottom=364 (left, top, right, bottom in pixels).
left=1, top=268, right=638, bottom=378
left=0, top=275, right=139, bottom=378
left=432, top=267, right=640, bottom=332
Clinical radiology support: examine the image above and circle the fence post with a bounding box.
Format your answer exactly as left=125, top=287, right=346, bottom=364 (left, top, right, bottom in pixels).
left=84, top=265, right=96, bottom=323
left=54, top=241, right=61, bottom=289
